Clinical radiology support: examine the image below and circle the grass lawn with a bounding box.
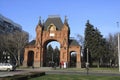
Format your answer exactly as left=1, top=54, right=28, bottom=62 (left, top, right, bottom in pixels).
left=29, top=74, right=120, bottom=80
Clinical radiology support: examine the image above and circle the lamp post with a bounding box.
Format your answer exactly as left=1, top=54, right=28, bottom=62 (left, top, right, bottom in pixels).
left=86, top=48, right=89, bottom=75
left=87, top=48, right=89, bottom=64
left=118, top=33, right=120, bottom=72
left=117, top=22, right=120, bottom=72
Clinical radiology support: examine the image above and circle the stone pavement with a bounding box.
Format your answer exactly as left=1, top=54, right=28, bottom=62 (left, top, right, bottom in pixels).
left=1, top=67, right=120, bottom=77
left=19, top=67, right=120, bottom=76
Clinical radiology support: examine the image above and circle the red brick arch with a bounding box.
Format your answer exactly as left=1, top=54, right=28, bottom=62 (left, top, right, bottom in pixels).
left=23, top=16, right=81, bottom=68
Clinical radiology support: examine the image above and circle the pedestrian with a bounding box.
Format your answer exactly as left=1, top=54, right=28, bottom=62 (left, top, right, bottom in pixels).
left=64, top=62, right=66, bottom=69
left=60, top=62, right=61, bottom=69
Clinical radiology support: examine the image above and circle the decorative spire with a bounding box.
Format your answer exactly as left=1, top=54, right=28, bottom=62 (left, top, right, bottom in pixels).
left=64, top=16, right=68, bottom=25
left=38, top=16, right=42, bottom=25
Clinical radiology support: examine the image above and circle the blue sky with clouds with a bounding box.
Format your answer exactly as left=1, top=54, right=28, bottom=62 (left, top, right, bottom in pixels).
left=0, top=0, right=120, bottom=40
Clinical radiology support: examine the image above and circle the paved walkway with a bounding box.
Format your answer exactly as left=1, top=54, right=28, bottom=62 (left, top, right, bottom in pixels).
left=19, top=67, right=120, bottom=76
left=1, top=67, right=120, bottom=77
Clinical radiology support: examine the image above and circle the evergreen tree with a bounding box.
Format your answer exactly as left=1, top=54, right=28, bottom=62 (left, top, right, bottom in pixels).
left=84, top=20, right=95, bottom=66
left=54, top=46, right=60, bottom=66
left=84, top=20, right=107, bottom=67
left=46, top=44, right=54, bottom=66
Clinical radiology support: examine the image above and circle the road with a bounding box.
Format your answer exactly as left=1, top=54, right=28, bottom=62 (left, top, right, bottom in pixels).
left=0, top=70, right=27, bottom=77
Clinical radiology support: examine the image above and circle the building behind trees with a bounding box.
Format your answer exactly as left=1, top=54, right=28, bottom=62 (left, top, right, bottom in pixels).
left=0, top=14, right=22, bottom=33
left=0, top=14, right=29, bottom=66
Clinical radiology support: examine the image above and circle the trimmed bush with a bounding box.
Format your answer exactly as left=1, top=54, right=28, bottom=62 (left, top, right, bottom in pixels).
left=0, top=72, right=45, bottom=80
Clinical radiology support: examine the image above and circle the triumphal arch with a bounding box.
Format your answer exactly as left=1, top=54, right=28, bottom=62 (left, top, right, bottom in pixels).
left=23, top=16, right=81, bottom=68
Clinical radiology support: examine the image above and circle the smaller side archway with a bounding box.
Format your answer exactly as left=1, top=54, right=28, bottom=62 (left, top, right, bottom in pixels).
left=27, top=51, right=34, bottom=67
left=68, top=45, right=81, bottom=68
left=70, top=51, right=77, bottom=67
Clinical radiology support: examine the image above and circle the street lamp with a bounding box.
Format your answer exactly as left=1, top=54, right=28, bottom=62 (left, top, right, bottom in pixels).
left=117, top=22, right=120, bottom=72
left=87, top=48, right=89, bottom=64
left=86, top=48, right=89, bottom=75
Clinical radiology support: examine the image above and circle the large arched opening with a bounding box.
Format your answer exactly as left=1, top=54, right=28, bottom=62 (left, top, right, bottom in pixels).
left=27, top=51, right=34, bottom=67
left=43, top=40, right=60, bottom=67
left=70, top=51, right=77, bottom=67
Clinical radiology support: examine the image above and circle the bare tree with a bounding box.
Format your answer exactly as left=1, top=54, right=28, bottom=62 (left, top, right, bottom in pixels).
left=106, top=33, right=118, bottom=66
left=75, top=34, right=84, bottom=63
left=0, top=31, right=28, bottom=66
left=0, top=33, right=17, bottom=63
left=75, top=34, right=84, bottom=46
left=12, top=30, right=29, bottom=66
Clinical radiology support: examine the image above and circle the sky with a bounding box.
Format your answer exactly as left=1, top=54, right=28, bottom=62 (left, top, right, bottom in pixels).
left=0, top=0, right=120, bottom=41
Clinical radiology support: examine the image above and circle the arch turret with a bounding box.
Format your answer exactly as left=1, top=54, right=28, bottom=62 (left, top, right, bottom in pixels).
left=35, top=17, right=42, bottom=47
left=62, top=16, right=70, bottom=37
left=36, top=16, right=42, bottom=32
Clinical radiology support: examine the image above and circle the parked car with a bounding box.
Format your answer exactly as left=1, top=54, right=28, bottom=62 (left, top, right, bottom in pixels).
left=0, top=63, right=16, bottom=71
